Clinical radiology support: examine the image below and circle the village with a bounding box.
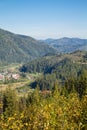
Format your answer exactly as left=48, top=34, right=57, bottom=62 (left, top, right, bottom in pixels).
left=0, top=71, right=20, bottom=81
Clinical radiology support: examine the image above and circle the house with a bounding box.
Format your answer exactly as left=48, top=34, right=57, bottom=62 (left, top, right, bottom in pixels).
left=12, top=74, right=20, bottom=80
left=40, top=90, right=51, bottom=96
left=0, top=74, right=4, bottom=81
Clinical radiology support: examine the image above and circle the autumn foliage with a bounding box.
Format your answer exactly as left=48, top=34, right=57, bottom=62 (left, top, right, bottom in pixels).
left=0, top=79, right=87, bottom=130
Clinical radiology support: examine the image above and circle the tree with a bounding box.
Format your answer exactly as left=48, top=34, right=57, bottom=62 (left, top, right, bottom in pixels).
left=76, top=69, right=87, bottom=98
left=3, top=87, right=17, bottom=117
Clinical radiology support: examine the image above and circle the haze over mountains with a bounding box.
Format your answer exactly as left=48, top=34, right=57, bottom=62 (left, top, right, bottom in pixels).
left=0, top=28, right=87, bottom=64
left=42, top=37, right=87, bottom=53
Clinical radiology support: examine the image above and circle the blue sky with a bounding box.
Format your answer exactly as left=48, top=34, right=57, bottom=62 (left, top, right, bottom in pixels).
left=0, top=0, right=87, bottom=39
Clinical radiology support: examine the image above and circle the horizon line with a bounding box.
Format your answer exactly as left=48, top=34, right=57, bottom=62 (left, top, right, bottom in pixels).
left=0, top=27, right=87, bottom=40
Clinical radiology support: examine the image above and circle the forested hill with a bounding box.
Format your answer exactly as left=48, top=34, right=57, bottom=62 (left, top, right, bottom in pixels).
left=20, top=51, right=87, bottom=80
left=0, top=28, right=57, bottom=63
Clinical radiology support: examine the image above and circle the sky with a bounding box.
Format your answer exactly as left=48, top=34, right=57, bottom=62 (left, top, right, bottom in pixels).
left=0, top=0, right=87, bottom=39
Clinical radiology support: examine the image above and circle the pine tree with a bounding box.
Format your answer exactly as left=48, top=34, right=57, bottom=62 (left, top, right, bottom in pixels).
left=3, top=87, right=17, bottom=117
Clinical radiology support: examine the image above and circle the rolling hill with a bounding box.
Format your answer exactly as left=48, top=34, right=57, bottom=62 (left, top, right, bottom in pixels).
left=0, top=28, right=57, bottom=64
left=20, top=51, right=87, bottom=80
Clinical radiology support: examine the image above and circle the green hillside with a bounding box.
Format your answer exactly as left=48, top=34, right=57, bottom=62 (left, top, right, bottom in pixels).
left=20, top=51, right=87, bottom=80
left=0, top=29, right=57, bottom=64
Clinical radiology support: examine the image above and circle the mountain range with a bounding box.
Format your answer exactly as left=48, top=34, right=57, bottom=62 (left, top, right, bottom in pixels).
left=41, top=37, right=87, bottom=53
left=0, top=28, right=87, bottom=64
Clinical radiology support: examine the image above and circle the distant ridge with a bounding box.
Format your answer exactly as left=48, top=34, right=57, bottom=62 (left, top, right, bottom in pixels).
left=41, top=37, right=87, bottom=53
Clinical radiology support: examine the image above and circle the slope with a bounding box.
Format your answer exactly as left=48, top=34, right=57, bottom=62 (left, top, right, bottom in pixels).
left=20, top=51, right=87, bottom=80
left=0, top=28, right=57, bottom=64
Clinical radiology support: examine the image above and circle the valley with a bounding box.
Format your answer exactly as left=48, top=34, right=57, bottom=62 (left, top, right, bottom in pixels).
left=1, top=0, right=87, bottom=129
left=0, top=50, right=87, bottom=95
left=0, top=29, right=87, bottom=129
left=0, top=63, right=41, bottom=97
